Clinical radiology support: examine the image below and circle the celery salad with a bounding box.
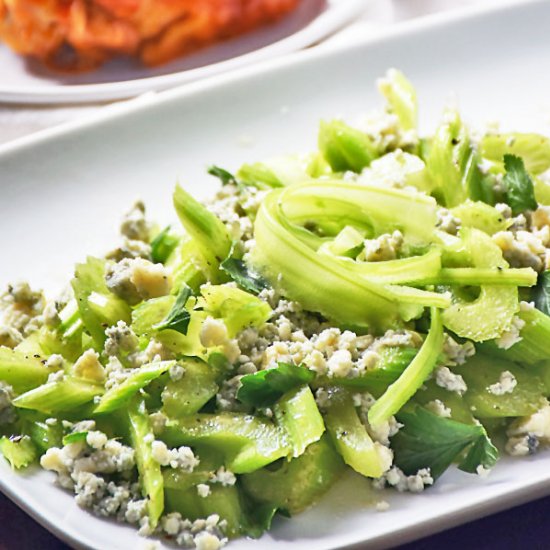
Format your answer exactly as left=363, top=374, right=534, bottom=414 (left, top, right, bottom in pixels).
left=3, top=70, right=550, bottom=549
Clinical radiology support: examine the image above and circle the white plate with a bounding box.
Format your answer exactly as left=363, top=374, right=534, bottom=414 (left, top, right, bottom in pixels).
left=1, top=0, right=550, bottom=548
left=0, top=0, right=365, bottom=104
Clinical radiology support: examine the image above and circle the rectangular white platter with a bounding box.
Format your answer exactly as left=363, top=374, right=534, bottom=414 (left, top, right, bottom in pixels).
left=1, top=1, right=550, bottom=548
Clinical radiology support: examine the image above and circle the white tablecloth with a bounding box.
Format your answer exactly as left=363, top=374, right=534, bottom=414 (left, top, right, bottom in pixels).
left=0, top=0, right=498, bottom=146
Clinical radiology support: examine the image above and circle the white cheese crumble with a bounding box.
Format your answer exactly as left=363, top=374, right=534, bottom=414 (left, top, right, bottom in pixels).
left=425, top=399, right=452, bottom=418
left=150, top=440, right=199, bottom=471
left=104, top=321, right=139, bottom=357
left=487, top=370, right=517, bottom=396
left=434, top=366, right=467, bottom=395
left=210, top=467, right=236, bottom=486
left=375, top=500, right=390, bottom=512
left=373, top=466, right=433, bottom=493
left=72, top=349, right=106, bottom=383
left=495, top=316, right=525, bottom=350
left=506, top=403, right=550, bottom=456
left=197, top=484, right=211, bottom=498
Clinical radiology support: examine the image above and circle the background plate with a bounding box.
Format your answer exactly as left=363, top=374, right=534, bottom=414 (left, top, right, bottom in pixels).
left=0, top=0, right=365, bottom=104
left=1, top=1, right=550, bottom=549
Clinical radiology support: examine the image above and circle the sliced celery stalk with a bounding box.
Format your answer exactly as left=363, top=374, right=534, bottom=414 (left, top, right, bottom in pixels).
left=368, top=307, right=443, bottom=427
left=161, top=413, right=290, bottom=474
left=238, top=155, right=313, bottom=189
left=480, top=132, right=550, bottom=174
left=274, top=385, right=325, bottom=458
left=442, top=228, right=519, bottom=341
left=241, top=436, right=344, bottom=515
left=0, top=347, right=49, bottom=393
left=71, top=257, right=131, bottom=348
left=200, top=285, right=272, bottom=338
left=22, top=416, right=64, bottom=453
left=451, top=200, right=510, bottom=236
left=480, top=307, right=550, bottom=365
left=128, top=397, right=163, bottom=529
left=318, top=120, right=378, bottom=173
left=166, top=236, right=210, bottom=293
left=0, top=435, right=37, bottom=469
left=173, top=185, right=231, bottom=282
left=418, top=267, right=536, bottom=287
left=13, top=377, right=103, bottom=415
left=161, top=357, right=220, bottom=417
left=94, top=361, right=175, bottom=414
left=378, top=68, right=417, bottom=131
left=324, top=388, right=388, bottom=478
left=237, top=162, right=285, bottom=189
left=454, top=355, right=546, bottom=418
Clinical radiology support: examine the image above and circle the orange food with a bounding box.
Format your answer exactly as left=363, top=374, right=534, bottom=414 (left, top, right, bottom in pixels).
left=0, top=0, right=301, bottom=71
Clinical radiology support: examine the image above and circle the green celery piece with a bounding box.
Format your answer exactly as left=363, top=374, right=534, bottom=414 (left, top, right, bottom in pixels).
left=318, top=120, right=378, bottom=173
left=128, top=397, right=163, bottom=529
left=324, top=387, right=389, bottom=478
left=480, top=132, right=550, bottom=174
left=132, top=296, right=206, bottom=357
left=417, top=267, right=536, bottom=287
left=378, top=68, right=417, bottom=131
left=274, top=385, right=325, bottom=458
left=241, top=436, right=344, bottom=516
left=314, top=347, right=418, bottom=397
left=427, top=109, right=480, bottom=207
left=534, top=270, right=550, bottom=315
left=166, top=236, right=210, bottom=293
left=479, top=306, right=550, bottom=365
left=454, top=355, right=546, bottom=418
left=161, top=413, right=290, bottom=474
left=502, top=155, right=538, bottom=215
left=13, top=377, right=103, bottom=415
left=0, top=347, right=49, bottom=393
left=71, top=257, right=131, bottom=348
left=0, top=435, right=37, bottom=469
left=442, top=228, right=519, bottom=342
left=237, top=363, right=315, bottom=408
left=163, top=470, right=212, bottom=492
left=151, top=226, right=180, bottom=264
left=368, top=307, right=443, bottom=427
left=200, top=285, right=272, bottom=338
left=318, top=225, right=365, bottom=257
left=37, top=325, right=83, bottom=363
left=94, top=361, right=175, bottom=414
left=534, top=176, right=550, bottom=206
left=238, top=155, right=314, bottom=189
left=173, top=185, right=231, bottom=282
left=22, top=416, right=64, bottom=453
left=392, top=406, right=498, bottom=479
left=161, top=357, right=220, bottom=417
left=237, top=162, right=284, bottom=189
left=451, top=200, right=510, bottom=236
left=252, top=186, right=449, bottom=330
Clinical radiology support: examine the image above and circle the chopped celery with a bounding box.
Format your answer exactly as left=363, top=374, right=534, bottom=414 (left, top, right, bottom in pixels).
left=274, top=385, right=325, bottom=458
left=0, top=347, right=49, bottom=393
left=442, top=228, right=519, bottom=341
left=173, top=185, right=231, bottom=282
left=324, top=387, right=389, bottom=478
left=161, top=357, right=220, bottom=417
left=451, top=200, right=511, bottom=235
left=94, top=361, right=175, bottom=414
left=200, top=285, right=272, bottom=338
left=13, top=377, right=103, bottom=415
left=480, top=132, right=550, bottom=174
left=454, top=355, right=546, bottom=418
left=418, top=267, right=536, bottom=287
left=128, top=397, right=163, bottom=529
left=318, top=226, right=365, bottom=257
left=238, top=155, right=314, bottom=188
left=237, top=162, right=285, bottom=189
left=23, top=416, right=64, bottom=453
left=241, top=436, right=344, bottom=515
left=368, top=308, right=443, bottom=427
left=378, top=68, right=417, bottom=131
left=166, top=236, right=210, bottom=293
left=318, top=120, right=378, bottom=172
left=72, top=257, right=131, bottom=348
left=161, top=413, right=290, bottom=473
left=0, top=435, right=37, bottom=469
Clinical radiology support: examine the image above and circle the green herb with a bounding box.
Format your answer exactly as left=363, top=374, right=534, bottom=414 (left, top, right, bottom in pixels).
left=502, top=154, right=538, bottom=214
left=392, top=406, right=498, bottom=480
left=153, top=285, right=193, bottom=335
left=208, top=165, right=238, bottom=186
left=62, top=431, right=89, bottom=445
left=220, top=258, right=269, bottom=294
left=237, top=363, right=315, bottom=408
left=151, top=226, right=179, bottom=264
left=534, top=271, right=550, bottom=315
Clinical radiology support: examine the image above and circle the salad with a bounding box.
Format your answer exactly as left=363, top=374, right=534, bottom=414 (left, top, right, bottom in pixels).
left=2, top=69, right=550, bottom=549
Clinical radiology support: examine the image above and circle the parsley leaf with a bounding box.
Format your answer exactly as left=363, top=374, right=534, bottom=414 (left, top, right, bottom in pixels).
left=502, top=154, right=538, bottom=215
left=220, top=258, right=269, bottom=295
left=533, top=271, right=550, bottom=316
left=237, top=362, right=315, bottom=407
left=208, top=165, right=238, bottom=186
left=153, top=285, right=193, bottom=335
left=151, top=226, right=179, bottom=264
left=392, top=406, right=498, bottom=480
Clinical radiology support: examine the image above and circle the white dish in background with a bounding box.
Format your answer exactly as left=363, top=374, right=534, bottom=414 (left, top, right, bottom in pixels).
left=1, top=0, right=550, bottom=548
left=0, top=0, right=365, bottom=104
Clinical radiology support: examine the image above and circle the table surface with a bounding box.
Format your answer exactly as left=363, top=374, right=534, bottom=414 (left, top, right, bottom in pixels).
left=0, top=0, right=538, bottom=549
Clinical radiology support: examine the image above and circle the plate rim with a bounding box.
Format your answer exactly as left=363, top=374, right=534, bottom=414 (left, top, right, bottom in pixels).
left=0, top=0, right=366, bottom=104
